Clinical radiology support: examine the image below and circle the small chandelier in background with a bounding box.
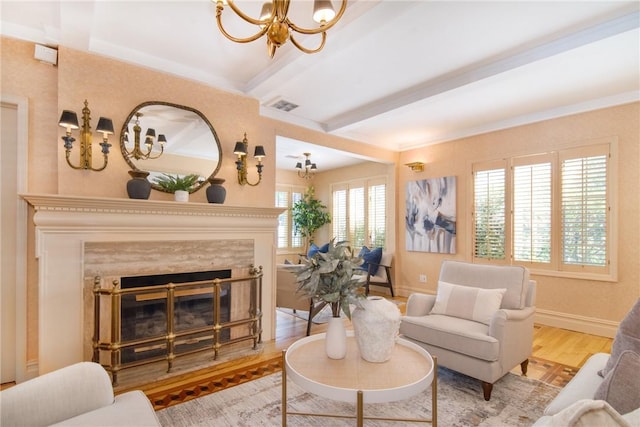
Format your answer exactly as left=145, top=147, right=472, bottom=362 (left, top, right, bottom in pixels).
left=58, top=100, right=113, bottom=171
left=214, top=0, right=347, bottom=58
left=123, top=112, right=167, bottom=160
left=234, top=133, right=266, bottom=186
left=295, top=152, right=317, bottom=180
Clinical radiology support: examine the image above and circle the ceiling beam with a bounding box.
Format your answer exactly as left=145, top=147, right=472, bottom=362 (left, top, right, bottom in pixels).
left=325, top=9, right=640, bottom=132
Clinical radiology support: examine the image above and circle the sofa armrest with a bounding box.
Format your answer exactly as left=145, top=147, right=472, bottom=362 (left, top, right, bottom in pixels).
left=0, top=362, right=115, bottom=427
left=405, top=293, right=436, bottom=316
left=544, top=353, right=610, bottom=416
left=52, top=390, right=161, bottom=426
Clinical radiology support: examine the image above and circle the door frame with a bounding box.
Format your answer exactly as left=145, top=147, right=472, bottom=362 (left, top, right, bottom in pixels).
left=1, top=94, right=29, bottom=382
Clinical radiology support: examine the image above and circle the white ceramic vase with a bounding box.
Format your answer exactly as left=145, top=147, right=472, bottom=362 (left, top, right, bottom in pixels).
left=352, top=296, right=401, bottom=362
left=325, top=316, right=347, bottom=359
left=174, top=190, right=189, bottom=202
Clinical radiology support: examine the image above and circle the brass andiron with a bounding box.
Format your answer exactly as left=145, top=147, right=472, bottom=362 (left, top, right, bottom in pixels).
left=58, top=100, right=113, bottom=171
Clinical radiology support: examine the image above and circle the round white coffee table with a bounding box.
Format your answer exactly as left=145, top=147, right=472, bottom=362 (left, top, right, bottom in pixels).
left=282, top=331, right=437, bottom=426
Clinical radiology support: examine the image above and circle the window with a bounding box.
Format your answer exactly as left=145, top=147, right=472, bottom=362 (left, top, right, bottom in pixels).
left=332, top=178, right=386, bottom=249
left=275, top=185, right=304, bottom=252
left=472, top=143, right=613, bottom=279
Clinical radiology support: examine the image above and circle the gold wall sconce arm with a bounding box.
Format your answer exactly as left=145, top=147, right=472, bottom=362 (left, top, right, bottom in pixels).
left=234, top=133, right=265, bottom=186
left=58, top=100, right=113, bottom=171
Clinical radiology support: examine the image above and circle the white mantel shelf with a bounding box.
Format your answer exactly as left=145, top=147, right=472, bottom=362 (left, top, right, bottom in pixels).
left=22, top=193, right=282, bottom=375
left=21, top=193, right=284, bottom=219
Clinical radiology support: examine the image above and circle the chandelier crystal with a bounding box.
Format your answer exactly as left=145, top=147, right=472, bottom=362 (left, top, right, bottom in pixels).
left=214, top=0, right=347, bottom=58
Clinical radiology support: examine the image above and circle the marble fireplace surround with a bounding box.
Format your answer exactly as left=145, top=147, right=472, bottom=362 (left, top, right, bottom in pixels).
left=23, top=194, right=283, bottom=375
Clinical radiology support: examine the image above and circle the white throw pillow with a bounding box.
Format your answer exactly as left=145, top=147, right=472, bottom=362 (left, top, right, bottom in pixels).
left=430, top=281, right=506, bottom=325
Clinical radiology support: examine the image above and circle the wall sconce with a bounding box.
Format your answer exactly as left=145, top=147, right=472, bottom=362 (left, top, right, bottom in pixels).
left=233, top=133, right=266, bottom=186
left=58, top=100, right=113, bottom=171
left=405, top=161, right=425, bottom=172
left=123, top=112, right=166, bottom=160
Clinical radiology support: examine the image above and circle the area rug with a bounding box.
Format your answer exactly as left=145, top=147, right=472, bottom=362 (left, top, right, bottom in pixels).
left=157, top=366, right=559, bottom=426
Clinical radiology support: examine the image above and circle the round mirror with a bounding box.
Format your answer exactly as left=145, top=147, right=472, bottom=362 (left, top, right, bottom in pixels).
left=120, top=101, right=222, bottom=193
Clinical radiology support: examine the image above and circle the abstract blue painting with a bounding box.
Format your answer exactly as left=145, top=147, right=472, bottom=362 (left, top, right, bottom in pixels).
left=406, top=176, right=456, bottom=253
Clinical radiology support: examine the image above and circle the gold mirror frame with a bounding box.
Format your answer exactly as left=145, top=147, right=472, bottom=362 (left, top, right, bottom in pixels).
left=120, top=101, right=222, bottom=193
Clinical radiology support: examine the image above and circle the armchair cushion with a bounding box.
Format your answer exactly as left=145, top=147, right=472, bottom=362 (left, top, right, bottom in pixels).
left=439, top=260, right=529, bottom=309
left=307, top=242, right=329, bottom=258
left=401, top=314, right=499, bottom=361
left=358, top=246, right=383, bottom=275
left=594, top=350, right=640, bottom=415
left=430, top=281, right=506, bottom=325
left=600, top=299, right=640, bottom=378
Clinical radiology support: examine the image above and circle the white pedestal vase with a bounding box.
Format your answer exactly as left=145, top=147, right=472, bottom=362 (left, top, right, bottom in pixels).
left=174, top=190, right=189, bottom=202
left=352, top=296, right=401, bottom=362
left=325, top=317, right=347, bottom=359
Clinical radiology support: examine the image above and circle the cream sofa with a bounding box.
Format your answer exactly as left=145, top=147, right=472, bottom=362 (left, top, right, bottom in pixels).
left=533, top=352, right=640, bottom=427
left=400, top=260, right=536, bottom=400
left=0, top=362, right=160, bottom=426
left=534, top=298, right=640, bottom=426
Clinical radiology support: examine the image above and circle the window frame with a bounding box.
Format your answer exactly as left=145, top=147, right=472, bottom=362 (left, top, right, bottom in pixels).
left=275, top=184, right=306, bottom=254
left=331, top=176, right=387, bottom=249
left=470, top=138, right=617, bottom=282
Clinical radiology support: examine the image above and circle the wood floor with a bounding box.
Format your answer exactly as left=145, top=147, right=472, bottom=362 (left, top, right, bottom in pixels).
left=129, top=294, right=612, bottom=400
left=1, top=294, right=613, bottom=398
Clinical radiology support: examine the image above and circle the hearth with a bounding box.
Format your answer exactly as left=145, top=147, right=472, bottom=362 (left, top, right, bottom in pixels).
left=119, top=270, right=232, bottom=364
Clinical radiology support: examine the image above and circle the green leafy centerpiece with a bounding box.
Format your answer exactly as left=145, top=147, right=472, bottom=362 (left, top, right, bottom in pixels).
left=294, top=240, right=365, bottom=359
left=295, top=239, right=365, bottom=318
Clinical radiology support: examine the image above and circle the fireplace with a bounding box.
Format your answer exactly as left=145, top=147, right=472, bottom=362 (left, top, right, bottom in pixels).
left=23, top=194, right=283, bottom=376
left=119, top=269, right=232, bottom=364
left=93, top=266, right=263, bottom=385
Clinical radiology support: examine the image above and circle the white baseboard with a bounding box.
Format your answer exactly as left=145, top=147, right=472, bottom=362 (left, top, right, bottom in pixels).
left=25, top=359, right=38, bottom=381
left=534, top=309, right=618, bottom=338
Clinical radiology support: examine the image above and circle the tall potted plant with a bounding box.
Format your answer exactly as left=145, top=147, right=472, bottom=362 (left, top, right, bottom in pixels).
left=291, top=187, right=331, bottom=252
left=294, top=239, right=364, bottom=359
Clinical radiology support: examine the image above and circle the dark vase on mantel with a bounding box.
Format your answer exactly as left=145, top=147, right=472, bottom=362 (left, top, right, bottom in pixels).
left=206, top=177, right=226, bottom=204
left=127, top=170, right=151, bottom=200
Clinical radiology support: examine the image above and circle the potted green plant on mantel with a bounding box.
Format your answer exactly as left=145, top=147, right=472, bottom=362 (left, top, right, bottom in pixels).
left=152, top=173, right=200, bottom=202
left=294, top=239, right=364, bottom=359
left=291, top=186, right=331, bottom=253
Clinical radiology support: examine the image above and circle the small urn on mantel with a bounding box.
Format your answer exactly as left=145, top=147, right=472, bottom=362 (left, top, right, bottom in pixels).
left=126, top=170, right=151, bottom=200
left=206, top=177, right=226, bottom=204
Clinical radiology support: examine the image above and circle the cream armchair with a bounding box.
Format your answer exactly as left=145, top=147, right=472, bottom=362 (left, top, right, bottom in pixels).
left=400, top=260, right=536, bottom=400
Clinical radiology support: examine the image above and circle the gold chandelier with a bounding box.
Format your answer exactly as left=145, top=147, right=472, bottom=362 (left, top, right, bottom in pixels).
left=295, top=152, right=317, bottom=180
left=214, top=0, right=347, bottom=58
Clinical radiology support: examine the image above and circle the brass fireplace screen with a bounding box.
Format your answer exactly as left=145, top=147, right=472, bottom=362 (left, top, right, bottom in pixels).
left=92, top=266, right=263, bottom=385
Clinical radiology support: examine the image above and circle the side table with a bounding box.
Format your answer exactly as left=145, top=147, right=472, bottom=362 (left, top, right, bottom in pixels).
left=282, top=332, right=437, bottom=426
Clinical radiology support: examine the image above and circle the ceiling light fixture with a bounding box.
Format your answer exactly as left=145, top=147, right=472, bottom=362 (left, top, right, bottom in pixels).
left=214, top=0, right=347, bottom=58
left=295, top=152, right=317, bottom=180
left=122, top=112, right=167, bottom=160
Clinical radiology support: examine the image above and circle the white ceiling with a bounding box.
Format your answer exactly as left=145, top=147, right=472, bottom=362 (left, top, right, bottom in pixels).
left=1, top=1, right=638, bottom=172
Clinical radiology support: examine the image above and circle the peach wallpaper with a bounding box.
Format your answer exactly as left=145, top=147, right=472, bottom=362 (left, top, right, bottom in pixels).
left=2, top=34, right=638, bottom=372
left=398, top=103, right=640, bottom=327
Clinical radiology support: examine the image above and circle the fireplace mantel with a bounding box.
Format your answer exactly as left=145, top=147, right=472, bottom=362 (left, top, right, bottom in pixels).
left=22, top=193, right=283, bottom=375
